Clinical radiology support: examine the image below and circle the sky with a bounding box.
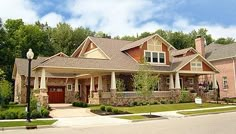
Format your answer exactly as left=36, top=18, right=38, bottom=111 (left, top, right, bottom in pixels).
left=0, top=0, right=236, bottom=39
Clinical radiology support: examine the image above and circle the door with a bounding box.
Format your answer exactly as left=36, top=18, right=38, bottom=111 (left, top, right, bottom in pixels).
left=86, top=86, right=90, bottom=103
left=48, top=86, right=65, bottom=103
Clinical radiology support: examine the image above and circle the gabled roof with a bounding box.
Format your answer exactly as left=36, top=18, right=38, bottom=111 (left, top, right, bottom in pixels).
left=120, top=34, right=176, bottom=51
left=205, top=43, right=236, bottom=61
left=171, top=47, right=197, bottom=56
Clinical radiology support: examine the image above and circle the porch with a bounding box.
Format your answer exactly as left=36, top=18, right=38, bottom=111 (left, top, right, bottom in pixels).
left=33, top=67, right=218, bottom=106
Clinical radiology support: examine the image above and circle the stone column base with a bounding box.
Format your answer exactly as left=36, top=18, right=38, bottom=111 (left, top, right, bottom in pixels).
left=39, top=88, right=48, bottom=107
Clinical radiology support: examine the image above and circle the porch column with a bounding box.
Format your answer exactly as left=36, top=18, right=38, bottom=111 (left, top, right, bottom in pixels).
left=98, top=75, right=103, bottom=91
left=75, top=78, right=79, bottom=92
left=33, top=76, right=39, bottom=90
left=40, top=68, right=46, bottom=89
left=90, top=75, right=94, bottom=96
left=175, top=72, right=181, bottom=89
left=110, top=72, right=116, bottom=91
left=212, top=74, right=218, bottom=89
left=169, top=73, right=175, bottom=89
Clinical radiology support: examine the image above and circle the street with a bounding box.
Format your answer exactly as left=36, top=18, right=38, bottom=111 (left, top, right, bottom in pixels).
left=2, top=112, right=236, bottom=134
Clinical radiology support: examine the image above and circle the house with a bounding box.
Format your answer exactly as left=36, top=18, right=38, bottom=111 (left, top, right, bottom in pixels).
left=205, top=42, right=236, bottom=98
left=12, top=34, right=219, bottom=106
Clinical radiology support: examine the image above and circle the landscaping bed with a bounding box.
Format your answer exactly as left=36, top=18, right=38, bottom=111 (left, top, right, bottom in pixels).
left=116, top=115, right=166, bottom=121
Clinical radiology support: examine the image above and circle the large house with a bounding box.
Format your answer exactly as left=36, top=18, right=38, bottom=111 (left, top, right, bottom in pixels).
left=12, top=34, right=219, bottom=105
left=205, top=43, right=236, bottom=98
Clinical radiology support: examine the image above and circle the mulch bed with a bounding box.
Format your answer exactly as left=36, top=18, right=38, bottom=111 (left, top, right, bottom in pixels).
left=90, top=110, right=131, bottom=116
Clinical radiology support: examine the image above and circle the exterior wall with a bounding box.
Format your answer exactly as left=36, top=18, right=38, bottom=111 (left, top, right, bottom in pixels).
left=181, top=63, right=191, bottom=70
left=162, top=43, right=170, bottom=65
left=83, top=49, right=107, bottom=59
left=180, top=59, right=213, bottom=71
left=126, top=42, right=147, bottom=63
left=84, top=41, right=97, bottom=53
left=195, top=37, right=205, bottom=56
left=211, top=59, right=236, bottom=98
left=185, top=50, right=195, bottom=56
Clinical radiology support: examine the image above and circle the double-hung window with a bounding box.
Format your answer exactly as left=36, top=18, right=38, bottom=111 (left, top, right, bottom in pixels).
left=144, top=51, right=165, bottom=64
left=223, top=76, right=228, bottom=89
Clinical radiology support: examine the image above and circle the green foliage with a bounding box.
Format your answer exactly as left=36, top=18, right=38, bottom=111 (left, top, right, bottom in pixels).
left=105, top=106, right=113, bottom=112
left=17, top=111, right=27, bottom=119
left=72, top=101, right=88, bottom=108
left=0, top=79, right=12, bottom=108
left=112, top=108, right=119, bottom=114
left=116, top=78, right=125, bottom=92
left=31, top=109, right=42, bottom=119
left=41, top=107, right=50, bottom=118
left=4, top=109, right=18, bottom=119
left=100, top=105, right=106, bottom=111
left=133, top=63, right=159, bottom=102
left=179, top=91, right=193, bottom=103
left=30, top=96, right=38, bottom=111
left=215, top=37, right=235, bottom=44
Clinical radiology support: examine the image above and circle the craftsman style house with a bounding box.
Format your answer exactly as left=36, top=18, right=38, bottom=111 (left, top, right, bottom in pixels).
left=12, top=34, right=219, bottom=105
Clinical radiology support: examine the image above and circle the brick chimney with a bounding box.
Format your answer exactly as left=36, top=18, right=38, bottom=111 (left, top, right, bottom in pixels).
left=195, top=35, right=206, bottom=57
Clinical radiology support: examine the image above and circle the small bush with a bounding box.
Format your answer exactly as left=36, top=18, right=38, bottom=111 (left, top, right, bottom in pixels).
left=112, top=108, right=119, bottom=114
left=105, top=106, right=113, bottom=112
left=31, top=110, right=42, bottom=119
left=82, top=103, right=88, bottom=108
left=41, top=107, right=49, bottom=118
left=169, top=100, right=174, bottom=104
left=0, top=112, right=5, bottom=119
left=132, top=101, right=138, bottom=106
left=18, top=111, right=27, bottom=119
left=179, top=91, right=192, bottom=103
left=4, top=110, right=17, bottom=119
left=160, top=100, right=166, bottom=104
left=72, top=102, right=88, bottom=107
left=30, top=97, right=38, bottom=111
left=100, top=105, right=106, bottom=111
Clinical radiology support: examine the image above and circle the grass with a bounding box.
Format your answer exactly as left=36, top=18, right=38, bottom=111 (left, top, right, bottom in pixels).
left=90, top=103, right=228, bottom=114
left=0, top=120, right=57, bottom=128
left=178, top=107, right=236, bottom=116
left=118, top=115, right=146, bottom=120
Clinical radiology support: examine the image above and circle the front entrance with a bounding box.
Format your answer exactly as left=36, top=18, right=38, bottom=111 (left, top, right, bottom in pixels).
left=86, top=86, right=90, bottom=103
left=48, top=86, right=65, bottom=103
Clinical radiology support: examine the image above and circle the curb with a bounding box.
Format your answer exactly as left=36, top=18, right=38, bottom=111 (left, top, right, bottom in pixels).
left=0, top=125, right=54, bottom=131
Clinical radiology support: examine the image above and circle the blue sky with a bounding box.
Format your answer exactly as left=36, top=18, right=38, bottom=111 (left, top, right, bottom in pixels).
left=0, top=0, right=236, bottom=38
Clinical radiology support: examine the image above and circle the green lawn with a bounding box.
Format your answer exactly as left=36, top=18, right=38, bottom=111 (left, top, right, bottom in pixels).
left=0, top=120, right=57, bottom=128
left=118, top=115, right=146, bottom=120
left=178, top=107, right=236, bottom=116
left=90, top=103, right=228, bottom=114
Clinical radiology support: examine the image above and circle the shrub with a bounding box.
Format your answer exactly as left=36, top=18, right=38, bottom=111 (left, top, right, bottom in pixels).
left=31, top=110, right=42, bottom=119
left=72, top=102, right=88, bottom=107
left=0, top=112, right=5, bottom=119
left=100, top=105, right=106, bottom=111
left=132, top=101, right=138, bottom=106
left=179, top=91, right=192, bottom=103
left=105, top=106, right=113, bottom=112
left=18, top=111, right=27, bottom=119
left=169, top=100, right=174, bottom=104
left=82, top=103, right=88, bottom=108
left=41, top=107, right=49, bottom=118
left=30, top=96, right=38, bottom=111
left=160, top=100, right=166, bottom=104
left=4, top=110, right=17, bottom=119
left=112, top=108, right=119, bottom=114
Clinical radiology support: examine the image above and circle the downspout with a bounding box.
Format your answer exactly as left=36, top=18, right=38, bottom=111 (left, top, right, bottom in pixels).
left=232, top=57, right=236, bottom=96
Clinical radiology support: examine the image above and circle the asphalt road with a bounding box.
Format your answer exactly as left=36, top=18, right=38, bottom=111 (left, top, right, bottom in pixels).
left=2, top=112, right=236, bottom=134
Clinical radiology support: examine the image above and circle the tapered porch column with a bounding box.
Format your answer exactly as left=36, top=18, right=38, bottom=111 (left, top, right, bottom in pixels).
left=169, top=73, right=175, bottom=89
left=90, top=76, right=94, bottom=96
left=110, top=72, right=116, bottom=91
left=34, top=76, right=39, bottom=90
left=75, top=78, right=79, bottom=92
left=175, top=72, right=181, bottom=89
left=40, top=68, right=46, bottom=89
left=212, top=74, right=218, bottom=89
left=98, top=75, right=103, bottom=91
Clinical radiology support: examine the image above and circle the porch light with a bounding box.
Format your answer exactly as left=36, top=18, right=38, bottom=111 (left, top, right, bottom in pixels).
left=26, top=48, right=34, bottom=122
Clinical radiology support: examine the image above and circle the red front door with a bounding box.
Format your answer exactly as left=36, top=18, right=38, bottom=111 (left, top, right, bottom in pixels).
left=48, top=86, right=65, bottom=103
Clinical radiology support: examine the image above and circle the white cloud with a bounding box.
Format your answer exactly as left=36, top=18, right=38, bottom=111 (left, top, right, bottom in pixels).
left=41, top=12, right=64, bottom=27
left=0, top=0, right=38, bottom=23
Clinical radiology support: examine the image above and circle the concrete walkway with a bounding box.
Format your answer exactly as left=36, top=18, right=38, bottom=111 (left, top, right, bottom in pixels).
left=49, top=104, right=96, bottom=118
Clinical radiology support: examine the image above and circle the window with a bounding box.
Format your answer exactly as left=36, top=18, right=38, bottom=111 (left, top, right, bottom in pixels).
left=191, top=61, right=202, bottom=71
left=166, top=77, right=170, bottom=85
left=144, top=50, right=165, bottom=64
left=223, top=76, right=228, bottom=89
left=152, top=52, right=158, bottom=63
left=67, top=84, right=73, bottom=91
left=188, top=78, right=194, bottom=84
left=145, top=51, right=151, bottom=62
left=159, top=53, right=165, bottom=63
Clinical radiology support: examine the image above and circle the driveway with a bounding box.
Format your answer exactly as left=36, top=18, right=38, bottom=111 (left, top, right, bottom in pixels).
left=49, top=104, right=96, bottom=118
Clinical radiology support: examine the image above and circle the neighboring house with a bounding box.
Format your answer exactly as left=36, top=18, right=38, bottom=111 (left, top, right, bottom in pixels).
left=12, top=34, right=219, bottom=105
left=205, top=43, right=236, bottom=98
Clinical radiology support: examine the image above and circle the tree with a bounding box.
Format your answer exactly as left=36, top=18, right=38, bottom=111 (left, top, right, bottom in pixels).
left=215, top=37, right=235, bottom=44
left=0, top=69, right=12, bottom=108
left=133, top=63, right=159, bottom=115
left=95, top=31, right=111, bottom=38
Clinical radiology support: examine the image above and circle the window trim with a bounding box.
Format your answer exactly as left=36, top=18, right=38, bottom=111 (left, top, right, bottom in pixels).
left=222, top=76, right=228, bottom=89
left=144, top=50, right=166, bottom=64
left=67, top=84, right=73, bottom=91
left=190, top=61, right=202, bottom=71
left=188, top=78, right=194, bottom=85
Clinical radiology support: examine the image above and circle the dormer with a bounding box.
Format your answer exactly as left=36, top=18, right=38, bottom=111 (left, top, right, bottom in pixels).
left=121, top=34, right=176, bottom=65
left=71, top=37, right=110, bottom=60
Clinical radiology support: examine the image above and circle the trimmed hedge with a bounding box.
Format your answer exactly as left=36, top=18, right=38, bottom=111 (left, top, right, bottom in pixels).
left=72, top=102, right=88, bottom=108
